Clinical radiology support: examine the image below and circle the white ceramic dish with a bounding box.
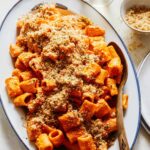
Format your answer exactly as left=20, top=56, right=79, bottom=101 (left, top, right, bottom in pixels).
left=0, top=0, right=141, bottom=149
left=138, top=52, right=150, bottom=134
left=121, top=0, right=150, bottom=34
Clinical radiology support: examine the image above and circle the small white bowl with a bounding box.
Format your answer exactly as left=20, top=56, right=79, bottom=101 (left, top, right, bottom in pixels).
left=121, top=0, right=150, bottom=34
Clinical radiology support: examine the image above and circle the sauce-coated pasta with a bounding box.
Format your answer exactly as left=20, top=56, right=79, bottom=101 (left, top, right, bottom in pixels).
left=5, top=4, right=128, bottom=150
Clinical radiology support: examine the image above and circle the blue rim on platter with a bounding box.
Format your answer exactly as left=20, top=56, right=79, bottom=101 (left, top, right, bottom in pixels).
left=0, top=0, right=141, bottom=150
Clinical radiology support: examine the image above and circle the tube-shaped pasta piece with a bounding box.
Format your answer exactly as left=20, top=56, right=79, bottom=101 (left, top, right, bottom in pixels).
left=95, top=99, right=111, bottom=118
left=85, top=25, right=105, bottom=37
left=13, top=93, right=33, bottom=107
left=107, top=57, right=123, bottom=77
left=95, top=69, right=108, bottom=85
left=108, top=45, right=119, bottom=58
left=63, top=138, right=80, bottom=150
left=42, top=79, right=56, bottom=92
left=20, top=71, right=33, bottom=81
left=41, top=124, right=55, bottom=134
left=16, top=19, right=24, bottom=36
left=89, top=36, right=105, bottom=42
left=27, top=118, right=43, bottom=141
left=89, top=39, right=107, bottom=54
left=15, top=58, right=26, bottom=70
left=29, top=57, right=42, bottom=73
left=12, top=68, right=21, bottom=79
left=103, top=118, right=117, bottom=137
left=36, top=134, right=53, bottom=150
left=66, top=127, right=86, bottom=143
left=106, top=78, right=118, bottom=96
left=58, top=112, right=81, bottom=132
left=82, top=92, right=95, bottom=102
left=18, top=52, right=36, bottom=67
left=27, top=87, right=45, bottom=113
left=20, top=78, right=39, bottom=93
left=5, top=77, right=23, bottom=98
left=82, top=63, right=101, bottom=80
left=49, top=129, right=64, bottom=147
left=98, top=47, right=112, bottom=63
left=78, top=134, right=96, bottom=150
left=122, top=94, right=128, bottom=110
left=79, top=100, right=97, bottom=120
left=99, top=86, right=111, bottom=101
left=29, top=57, right=43, bottom=78
left=9, top=44, right=23, bottom=58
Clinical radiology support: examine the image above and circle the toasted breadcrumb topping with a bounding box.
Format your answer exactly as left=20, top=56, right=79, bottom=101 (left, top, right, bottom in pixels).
left=14, top=4, right=119, bottom=149
left=125, top=6, right=150, bottom=31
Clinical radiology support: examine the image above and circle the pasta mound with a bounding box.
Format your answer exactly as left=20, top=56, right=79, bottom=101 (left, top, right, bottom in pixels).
left=5, top=4, right=128, bottom=150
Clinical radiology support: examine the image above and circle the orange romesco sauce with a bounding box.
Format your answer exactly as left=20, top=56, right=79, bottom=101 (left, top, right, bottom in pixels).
left=6, top=4, right=126, bottom=150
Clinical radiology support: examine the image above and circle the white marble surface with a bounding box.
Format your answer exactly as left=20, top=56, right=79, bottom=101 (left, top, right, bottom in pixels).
left=0, top=0, right=150, bottom=150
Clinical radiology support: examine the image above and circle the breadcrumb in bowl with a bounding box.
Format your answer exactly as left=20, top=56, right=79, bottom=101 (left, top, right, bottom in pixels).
left=121, top=0, right=150, bottom=34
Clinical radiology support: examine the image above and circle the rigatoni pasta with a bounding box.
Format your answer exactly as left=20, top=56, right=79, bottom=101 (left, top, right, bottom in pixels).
left=5, top=4, right=128, bottom=150
left=5, top=76, right=22, bottom=98
left=36, top=134, right=53, bottom=150
left=13, top=93, right=33, bottom=107
left=78, top=134, right=97, bottom=150
left=49, top=129, right=64, bottom=147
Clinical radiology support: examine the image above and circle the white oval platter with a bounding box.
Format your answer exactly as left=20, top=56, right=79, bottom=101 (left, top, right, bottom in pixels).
left=0, top=0, right=141, bottom=149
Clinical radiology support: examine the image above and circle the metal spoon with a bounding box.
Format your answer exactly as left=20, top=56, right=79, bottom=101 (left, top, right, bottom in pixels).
left=108, top=42, right=129, bottom=150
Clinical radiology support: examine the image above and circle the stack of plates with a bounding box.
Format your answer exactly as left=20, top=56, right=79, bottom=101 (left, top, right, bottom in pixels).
left=138, top=52, right=150, bottom=134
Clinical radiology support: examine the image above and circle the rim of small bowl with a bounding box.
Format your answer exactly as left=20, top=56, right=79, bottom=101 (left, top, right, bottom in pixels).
left=120, top=0, right=150, bottom=34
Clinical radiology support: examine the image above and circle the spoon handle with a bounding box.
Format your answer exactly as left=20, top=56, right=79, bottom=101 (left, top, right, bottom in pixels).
left=119, top=129, right=130, bottom=150
left=117, top=87, right=129, bottom=150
